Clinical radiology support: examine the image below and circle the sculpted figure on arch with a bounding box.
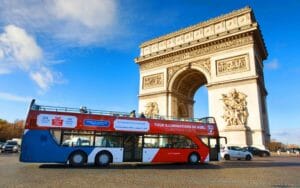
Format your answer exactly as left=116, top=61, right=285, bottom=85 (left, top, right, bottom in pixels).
left=221, top=89, right=249, bottom=127
left=144, top=102, right=159, bottom=118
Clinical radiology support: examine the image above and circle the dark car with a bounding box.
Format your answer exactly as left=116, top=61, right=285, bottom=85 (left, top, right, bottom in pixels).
left=1, top=140, right=19, bottom=153
left=243, top=146, right=270, bottom=157
left=0, top=142, right=5, bottom=149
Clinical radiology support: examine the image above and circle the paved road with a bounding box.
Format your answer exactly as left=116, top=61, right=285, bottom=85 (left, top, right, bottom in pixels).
left=0, top=153, right=299, bottom=188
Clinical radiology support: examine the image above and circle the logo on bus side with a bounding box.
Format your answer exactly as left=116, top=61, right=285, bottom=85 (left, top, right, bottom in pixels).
left=114, top=119, right=149, bottom=132
left=37, top=114, right=77, bottom=128
left=83, top=119, right=110, bottom=127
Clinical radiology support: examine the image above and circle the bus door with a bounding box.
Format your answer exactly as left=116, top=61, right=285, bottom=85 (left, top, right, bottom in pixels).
left=208, top=137, right=219, bottom=161
left=208, top=137, right=227, bottom=161
left=123, top=134, right=143, bottom=162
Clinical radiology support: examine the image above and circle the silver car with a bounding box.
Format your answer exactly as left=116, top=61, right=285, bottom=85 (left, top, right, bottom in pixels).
left=1, top=140, right=19, bottom=153
left=221, top=146, right=253, bottom=160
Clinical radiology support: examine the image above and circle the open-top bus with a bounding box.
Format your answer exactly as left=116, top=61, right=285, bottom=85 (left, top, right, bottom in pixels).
left=20, top=100, right=226, bottom=166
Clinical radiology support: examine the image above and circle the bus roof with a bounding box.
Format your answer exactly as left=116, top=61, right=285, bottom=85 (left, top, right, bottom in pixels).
left=25, top=100, right=219, bottom=137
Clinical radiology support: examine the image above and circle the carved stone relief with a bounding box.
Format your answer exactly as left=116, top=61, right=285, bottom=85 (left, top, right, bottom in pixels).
left=216, top=54, right=249, bottom=76
left=178, top=102, right=188, bottom=118
left=167, top=64, right=187, bottom=82
left=142, top=73, right=164, bottom=89
left=221, top=89, right=249, bottom=127
left=191, top=59, right=211, bottom=76
left=144, top=102, right=159, bottom=118
left=140, top=34, right=253, bottom=70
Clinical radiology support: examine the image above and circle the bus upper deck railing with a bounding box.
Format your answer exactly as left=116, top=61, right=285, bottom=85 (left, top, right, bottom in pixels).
left=30, top=101, right=215, bottom=124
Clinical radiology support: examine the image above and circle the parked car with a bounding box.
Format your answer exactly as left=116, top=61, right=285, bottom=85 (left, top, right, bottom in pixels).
left=221, top=146, right=253, bottom=160
left=243, top=146, right=270, bottom=157
left=0, top=142, right=5, bottom=150
left=1, top=140, right=20, bottom=153
left=287, top=148, right=300, bottom=155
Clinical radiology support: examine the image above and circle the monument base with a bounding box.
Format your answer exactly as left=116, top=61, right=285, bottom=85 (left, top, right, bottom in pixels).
left=220, top=126, right=250, bottom=147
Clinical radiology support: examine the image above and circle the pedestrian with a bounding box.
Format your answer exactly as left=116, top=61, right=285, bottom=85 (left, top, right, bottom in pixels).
left=80, top=106, right=88, bottom=113
left=139, top=112, right=146, bottom=118
left=129, top=110, right=136, bottom=118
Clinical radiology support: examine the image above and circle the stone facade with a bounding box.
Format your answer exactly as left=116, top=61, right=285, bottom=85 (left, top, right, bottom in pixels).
left=135, top=7, right=270, bottom=149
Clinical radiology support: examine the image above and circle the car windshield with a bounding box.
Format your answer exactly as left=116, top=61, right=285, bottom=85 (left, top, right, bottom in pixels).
left=6, top=141, right=18, bottom=145
left=229, top=146, right=243, bottom=151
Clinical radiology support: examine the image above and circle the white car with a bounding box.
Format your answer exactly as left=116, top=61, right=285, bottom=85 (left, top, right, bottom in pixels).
left=221, top=146, right=253, bottom=160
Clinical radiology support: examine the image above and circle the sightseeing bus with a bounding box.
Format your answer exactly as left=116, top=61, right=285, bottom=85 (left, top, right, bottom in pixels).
left=20, top=100, right=226, bottom=166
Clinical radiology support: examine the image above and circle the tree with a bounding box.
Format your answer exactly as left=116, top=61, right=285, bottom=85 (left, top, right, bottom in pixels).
left=0, top=119, right=24, bottom=141
left=267, top=140, right=284, bottom=152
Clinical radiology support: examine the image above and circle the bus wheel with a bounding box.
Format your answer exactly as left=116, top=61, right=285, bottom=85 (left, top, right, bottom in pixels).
left=69, top=151, right=87, bottom=167
left=188, top=153, right=200, bottom=164
left=95, top=151, right=112, bottom=167
left=245, top=154, right=252, bottom=161
left=224, top=154, right=230, bottom=160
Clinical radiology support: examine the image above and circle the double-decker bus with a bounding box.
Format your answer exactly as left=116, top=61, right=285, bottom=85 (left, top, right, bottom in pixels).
left=20, top=100, right=226, bottom=166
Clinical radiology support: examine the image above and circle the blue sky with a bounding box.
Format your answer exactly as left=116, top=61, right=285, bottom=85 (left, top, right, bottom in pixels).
left=0, top=0, right=299, bottom=145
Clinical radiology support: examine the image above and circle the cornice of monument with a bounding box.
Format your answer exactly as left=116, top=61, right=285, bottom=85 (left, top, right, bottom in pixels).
left=135, top=6, right=268, bottom=64
left=206, top=76, right=259, bottom=88
left=140, top=6, right=253, bottom=47
left=136, top=31, right=256, bottom=71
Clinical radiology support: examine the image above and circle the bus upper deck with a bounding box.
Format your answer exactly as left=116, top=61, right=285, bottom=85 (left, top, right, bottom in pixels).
left=21, top=100, right=224, bottom=166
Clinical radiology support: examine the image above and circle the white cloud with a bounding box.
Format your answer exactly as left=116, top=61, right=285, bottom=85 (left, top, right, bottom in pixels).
left=0, top=92, right=32, bottom=103
left=30, top=67, right=54, bottom=91
left=0, top=24, right=61, bottom=91
left=0, top=48, right=4, bottom=59
left=53, top=0, right=116, bottom=28
left=0, top=0, right=119, bottom=46
left=266, top=59, right=279, bottom=70
left=0, top=25, right=42, bottom=70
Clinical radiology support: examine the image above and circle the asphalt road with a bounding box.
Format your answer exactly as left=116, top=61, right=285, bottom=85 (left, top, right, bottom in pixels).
left=0, top=153, right=299, bottom=188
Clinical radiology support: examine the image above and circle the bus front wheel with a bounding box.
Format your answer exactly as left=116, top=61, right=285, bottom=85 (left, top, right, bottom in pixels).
left=95, top=151, right=112, bottom=167
left=188, top=153, right=200, bottom=164
left=69, top=151, right=87, bottom=167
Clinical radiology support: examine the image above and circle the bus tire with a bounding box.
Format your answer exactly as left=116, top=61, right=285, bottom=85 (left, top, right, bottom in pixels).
left=188, top=152, right=200, bottom=164
left=69, top=150, right=87, bottom=167
left=95, top=151, right=112, bottom=167
left=224, top=154, right=230, bottom=160
left=245, top=154, right=252, bottom=161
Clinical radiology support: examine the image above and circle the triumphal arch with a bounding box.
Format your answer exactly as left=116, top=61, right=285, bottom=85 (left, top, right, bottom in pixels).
left=135, top=7, right=270, bottom=148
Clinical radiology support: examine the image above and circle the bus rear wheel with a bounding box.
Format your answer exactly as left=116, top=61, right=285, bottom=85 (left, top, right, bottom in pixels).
left=188, top=153, right=200, bottom=164
left=69, top=151, right=87, bottom=167
left=224, top=154, right=230, bottom=160
left=95, top=151, right=112, bottom=167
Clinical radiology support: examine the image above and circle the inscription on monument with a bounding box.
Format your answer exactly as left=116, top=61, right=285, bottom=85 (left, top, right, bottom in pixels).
left=142, top=73, right=164, bottom=89
left=216, top=54, right=249, bottom=76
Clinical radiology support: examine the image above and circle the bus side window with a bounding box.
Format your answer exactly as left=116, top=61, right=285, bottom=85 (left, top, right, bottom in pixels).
left=144, top=136, right=159, bottom=148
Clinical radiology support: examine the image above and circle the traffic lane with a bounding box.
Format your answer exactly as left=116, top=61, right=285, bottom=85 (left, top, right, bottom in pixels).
left=39, top=156, right=300, bottom=169
left=0, top=154, right=300, bottom=188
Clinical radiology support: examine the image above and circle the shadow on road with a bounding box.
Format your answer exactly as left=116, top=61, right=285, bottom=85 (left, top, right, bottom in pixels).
left=39, top=158, right=300, bottom=170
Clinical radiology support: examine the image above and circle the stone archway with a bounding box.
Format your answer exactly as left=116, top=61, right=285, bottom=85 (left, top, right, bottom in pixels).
left=168, top=68, right=207, bottom=119
left=135, top=7, right=270, bottom=148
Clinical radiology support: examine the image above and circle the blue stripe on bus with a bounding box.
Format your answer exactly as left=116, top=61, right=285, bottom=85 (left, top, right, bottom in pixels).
left=20, top=130, right=94, bottom=163
left=83, top=119, right=110, bottom=127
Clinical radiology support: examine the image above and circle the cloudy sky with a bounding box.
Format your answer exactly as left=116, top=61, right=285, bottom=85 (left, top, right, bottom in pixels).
left=0, top=0, right=299, bottom=145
